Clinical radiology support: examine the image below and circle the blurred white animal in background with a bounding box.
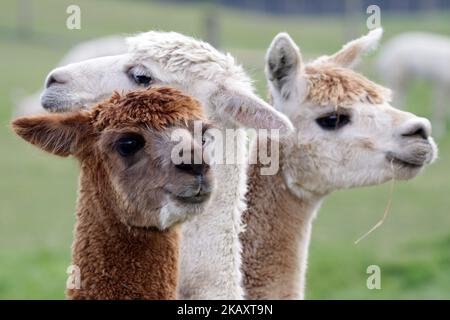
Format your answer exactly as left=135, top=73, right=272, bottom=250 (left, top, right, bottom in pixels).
left=13, top=36, right=127, bottom=116
left=376, top=32, right=450, bottom=137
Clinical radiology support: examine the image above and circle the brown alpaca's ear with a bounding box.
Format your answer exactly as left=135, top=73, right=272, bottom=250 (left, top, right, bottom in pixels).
left=11, top=111, right=92, bottom=157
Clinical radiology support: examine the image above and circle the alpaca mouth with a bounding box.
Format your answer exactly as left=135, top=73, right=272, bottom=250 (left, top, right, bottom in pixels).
left=173, top=191, right=211, bottom=204
left=41, top=88, right=89, bottom=112
left=166, top=187, right=212, bottom=205
left=41, top=98, right=86, bottom=113
left=386, top=152, right=425, bottom=169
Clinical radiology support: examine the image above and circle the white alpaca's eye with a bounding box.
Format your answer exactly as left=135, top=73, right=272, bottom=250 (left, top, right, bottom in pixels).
left=129, top=67, right=153, bottom=87
left=316, top=113, right=351, bottom=130
left=133, top=74, right=152, bottom=86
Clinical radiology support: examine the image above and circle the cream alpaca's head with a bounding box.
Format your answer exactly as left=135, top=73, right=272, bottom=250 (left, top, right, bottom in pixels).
left=41, top=31, right=293, bottom=134
left=13, top=87, right=215, bottom=230
left=266, top=29, right=437, bottom=196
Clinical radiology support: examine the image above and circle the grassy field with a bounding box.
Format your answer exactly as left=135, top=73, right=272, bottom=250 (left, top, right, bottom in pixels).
left=0, top=0, right=449, bottom=299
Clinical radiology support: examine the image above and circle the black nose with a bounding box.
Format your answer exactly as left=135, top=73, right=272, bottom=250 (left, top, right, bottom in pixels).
left=175, top=162, right=208, bottom=176
left=45, top=73, right=66, bottom=88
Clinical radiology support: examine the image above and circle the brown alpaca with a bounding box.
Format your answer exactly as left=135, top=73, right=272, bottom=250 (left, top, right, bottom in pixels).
left=12, top=87, right=214, bottom=299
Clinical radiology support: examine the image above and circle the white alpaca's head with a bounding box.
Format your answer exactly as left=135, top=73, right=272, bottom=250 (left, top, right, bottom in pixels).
left=41, top=31, right=292, bottom=134
left=266, top=29, right=438, bottom=195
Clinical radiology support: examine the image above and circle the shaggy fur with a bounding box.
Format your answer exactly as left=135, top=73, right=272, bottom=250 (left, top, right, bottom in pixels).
left=68, top=162, right=181, bottom=299
left=304, top=65, right=391, bottom=107
left=92, top=88, right=204, bottom=131
left=242, top=29, right=438, bottom=299
left=12, top=87, right=212, bottom=300
left=38, top=30, right=293, bottom=299
left=127, top=31, right=249, bottom=84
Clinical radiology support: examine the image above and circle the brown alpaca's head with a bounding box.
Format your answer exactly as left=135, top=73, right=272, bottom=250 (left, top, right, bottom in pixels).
left=12, top=87, right=215, bottom=230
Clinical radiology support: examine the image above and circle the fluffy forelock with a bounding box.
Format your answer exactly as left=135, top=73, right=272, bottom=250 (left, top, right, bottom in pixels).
left=126, top=31, right=250, bottom=84
left=304, top=64, right=392, bottom=107
left=91, top=87, right=205, bottom=131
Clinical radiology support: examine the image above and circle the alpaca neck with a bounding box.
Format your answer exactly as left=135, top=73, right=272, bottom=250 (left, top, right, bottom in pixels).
left=177, top=126, right=248, bottom=298
left=67, top=165, right=180, bottom=300
left=242, top=141, right=323, bottom=299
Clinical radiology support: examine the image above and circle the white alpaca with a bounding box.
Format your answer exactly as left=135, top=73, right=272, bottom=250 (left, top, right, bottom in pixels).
left=39, top=31, right=293, bottom=299
left=376, top=32, right=450, bottom=136
left=14, top=36, right=127, bottom=116
left=241, top=29, right=438, bottom=299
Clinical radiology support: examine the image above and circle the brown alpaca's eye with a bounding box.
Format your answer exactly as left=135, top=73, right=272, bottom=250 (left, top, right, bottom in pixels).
left=116, top=135, right=145, bottom=157
left=316, top=113, right=350, bottom=130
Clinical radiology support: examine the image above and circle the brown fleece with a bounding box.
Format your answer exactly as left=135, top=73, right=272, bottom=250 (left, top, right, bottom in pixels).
left=92, top=87, right=205, bottom=131
left=67, top=158, right=180, bottom=299
left=12, top=87, right=206, bottom=300
left=241, top=141, right=313, bottom=299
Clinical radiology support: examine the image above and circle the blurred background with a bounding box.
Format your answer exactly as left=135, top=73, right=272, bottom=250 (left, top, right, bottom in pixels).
left=0, top=0, right=449, bottom=299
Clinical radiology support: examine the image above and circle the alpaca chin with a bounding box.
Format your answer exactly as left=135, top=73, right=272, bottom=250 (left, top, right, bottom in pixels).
left=159, top=199, right=208, bottom=230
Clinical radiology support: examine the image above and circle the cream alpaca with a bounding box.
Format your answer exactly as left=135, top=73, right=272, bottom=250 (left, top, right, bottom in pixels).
left=12, top=87, right=214, bottom=299
left=39, top=31, right=293, bottom=299
left=241, top=29, right=438, bottom=299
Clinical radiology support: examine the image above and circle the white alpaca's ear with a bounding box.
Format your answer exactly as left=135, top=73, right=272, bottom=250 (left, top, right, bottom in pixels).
left=11, top=111, right=92, bottom=157
left=210, top=87, right=294, bottom=135
left=265, top=32, right=303, bottom=93
left=322, top=28, right=383, bottom=68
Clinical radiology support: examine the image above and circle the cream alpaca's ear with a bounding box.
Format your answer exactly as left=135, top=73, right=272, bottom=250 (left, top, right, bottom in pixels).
left=323, top=28, right=383, bottom=68
left=210, top=87, right=294, bottom=135
left=266, top=32, right=303, bottom=92
left=11, top=111, right=92, bottom=157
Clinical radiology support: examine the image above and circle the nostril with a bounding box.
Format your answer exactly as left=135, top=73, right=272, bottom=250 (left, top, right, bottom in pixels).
left=46, top=75, right=56, bottom=88
left=402, top=125, right=428, bottom=140
left=175, top=162, right=193, bottom=173
left=175, top=162, right=206, bottom=176
left=45, top=73, right=66, bottom=88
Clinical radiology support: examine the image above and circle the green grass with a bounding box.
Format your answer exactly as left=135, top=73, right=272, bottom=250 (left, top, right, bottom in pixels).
left=1, top=0, right=449, bottom=299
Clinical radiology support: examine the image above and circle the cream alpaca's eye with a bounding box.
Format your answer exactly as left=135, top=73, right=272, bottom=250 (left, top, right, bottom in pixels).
left=316, top=113, right=350, bottom=130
